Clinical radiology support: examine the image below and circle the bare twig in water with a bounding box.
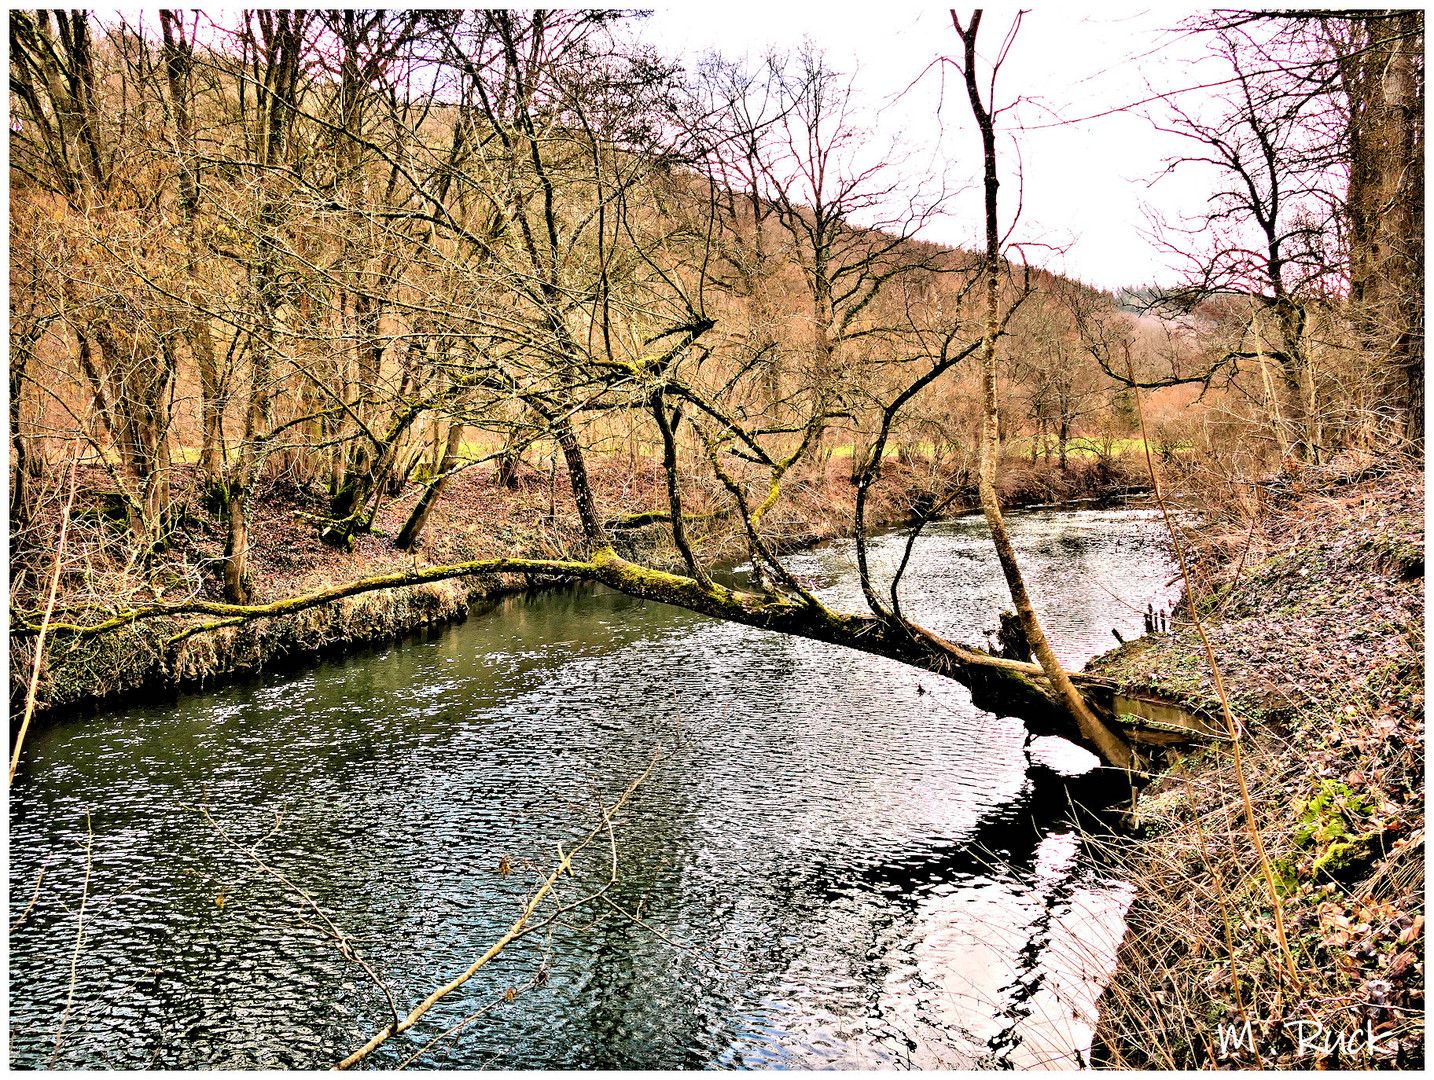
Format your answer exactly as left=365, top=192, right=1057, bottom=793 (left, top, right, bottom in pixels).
left=393, top=965, right=549, bottom=1070
left=9, top=857, right=50, bottom=935
left=195, top=806, right=403, bottom=1034
left=51, top=812, right=94, bottom=1068
left=334, top=746, right=668, bottom=1070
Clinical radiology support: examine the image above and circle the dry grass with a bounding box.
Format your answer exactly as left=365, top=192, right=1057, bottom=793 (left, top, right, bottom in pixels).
left=1090, top=454, right=1424, bottom=1069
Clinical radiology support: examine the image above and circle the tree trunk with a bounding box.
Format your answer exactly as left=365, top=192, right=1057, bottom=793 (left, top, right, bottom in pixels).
left=160, top=9, right=226, bottom=499
left=9, top=333, right=44, bottom=533
left=555, top=419, right=605, bottom=547
left=1339, top=12, right=1423, bottom=449
left=1271, top=297, right=1315, bottom=462
left=87, top=320, right=175, bottom=551
left=223, top=491, right=251, bottom=604
left=222, top=206, right=281, bottom=581
left=954, top=9, right=1132, bottom=771
left=397, top=423, right=465, bottom=551
left=1386, top=13, right=1424, bottom=449
left=10, top=436, right=35, bottom=534
left=194, top=325, right=226, bottom=497
left=1253, top=305, right=1292, bottom=459
left=496, top=428, right=526, bottom=488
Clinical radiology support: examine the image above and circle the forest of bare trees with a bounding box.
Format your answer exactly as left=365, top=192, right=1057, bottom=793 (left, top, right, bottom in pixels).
left=8, top=9, right=1423, bottom=767
left=7, top=10, right=1425, bottom=1072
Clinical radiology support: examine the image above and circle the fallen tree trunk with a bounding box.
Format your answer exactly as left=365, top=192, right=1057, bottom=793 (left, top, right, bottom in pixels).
left=15, top=543, right=1143, bottom=761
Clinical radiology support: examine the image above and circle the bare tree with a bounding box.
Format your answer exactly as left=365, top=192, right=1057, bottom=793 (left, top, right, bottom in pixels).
left=695, top=47, right=962, bottom=475
left=157, top=9, right=226, bottom=499
left=1148, top=22, right=1336, bottom=462
left=1137, top=12, right=1423, bottom=459
left=10, top=12, right=194, bottom=552
left=1008, top=284, right=1114, bottom=469
left=950, top=9, right=1131, bottom=769
left=11, top=9, right=1161, bottom=772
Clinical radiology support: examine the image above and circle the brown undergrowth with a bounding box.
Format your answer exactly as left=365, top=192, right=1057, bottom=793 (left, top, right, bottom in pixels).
left=1089, top=453, right=1424, bottom=1069
left=9, top=451, right=1143, bottom=715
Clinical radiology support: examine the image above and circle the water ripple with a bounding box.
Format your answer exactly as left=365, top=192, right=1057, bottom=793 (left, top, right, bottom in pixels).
left=10, top=507, right=1177, bottom=1069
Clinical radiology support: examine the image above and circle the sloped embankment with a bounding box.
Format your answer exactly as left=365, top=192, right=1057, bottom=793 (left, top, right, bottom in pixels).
left=1088, top=457, right=1423, bottom=1068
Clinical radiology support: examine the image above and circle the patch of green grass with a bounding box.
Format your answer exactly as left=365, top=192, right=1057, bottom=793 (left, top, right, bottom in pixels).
left=1007, top=436, right=1158, bottom=461
left=827, top=442, right=940, bottom=460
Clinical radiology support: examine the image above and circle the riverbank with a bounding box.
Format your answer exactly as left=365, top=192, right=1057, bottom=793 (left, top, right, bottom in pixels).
left=11, top=452, right=1145, bottom=716
left=1087, top=453, right=1424, bottom=1068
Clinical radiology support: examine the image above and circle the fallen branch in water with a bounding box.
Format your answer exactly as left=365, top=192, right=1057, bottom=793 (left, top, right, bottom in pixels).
left=51, top=812, right=93, bottom=1069
left=12, top=537, right=1104, bottom=745
left=9, top=857, right=50, bottom=935
left=391, top=963, right=549, bottom=1070
left=195, top=805, right=403, bottom=1035
left=334, top=744, right=669, bottom=1069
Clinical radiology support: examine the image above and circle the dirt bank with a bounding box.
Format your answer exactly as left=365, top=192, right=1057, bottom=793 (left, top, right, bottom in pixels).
left=1087, top=454, right=1423, bottom=1069
left=11, top=453, right=1145, bottom=717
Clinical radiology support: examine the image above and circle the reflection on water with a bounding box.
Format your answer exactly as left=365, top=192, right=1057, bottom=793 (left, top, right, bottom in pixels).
left=9, top=507, right=1176, bottom=1069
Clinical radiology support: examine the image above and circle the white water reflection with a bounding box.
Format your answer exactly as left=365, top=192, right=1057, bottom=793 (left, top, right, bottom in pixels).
left=870, top=831, right=1135, bottom=1070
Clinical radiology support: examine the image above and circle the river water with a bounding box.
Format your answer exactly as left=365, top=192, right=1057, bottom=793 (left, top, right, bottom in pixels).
left=9, top=507, right=1178, bottom=1070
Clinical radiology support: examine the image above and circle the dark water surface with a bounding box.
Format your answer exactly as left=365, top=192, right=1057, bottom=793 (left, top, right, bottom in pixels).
left=9, top=507, right=1178, bottom=1069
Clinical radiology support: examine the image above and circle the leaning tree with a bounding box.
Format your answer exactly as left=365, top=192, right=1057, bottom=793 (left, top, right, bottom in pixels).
left=13, top=10, right=1149, bottom=771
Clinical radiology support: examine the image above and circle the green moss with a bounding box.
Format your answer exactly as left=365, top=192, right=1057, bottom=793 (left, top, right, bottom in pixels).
left=1292, top=779, right=1370, bottom=847
left=1367, top=535, right=1424, bottom=579
left=1311, top=836, right=1372, bottom=876
left=1273, top=854, right=1302, bottom=897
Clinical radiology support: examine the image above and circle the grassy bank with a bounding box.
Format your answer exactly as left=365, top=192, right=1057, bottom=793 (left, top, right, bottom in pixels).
left=1088, top=454, right=1424, bottom=1068
left=11, top=452, right=1146, bottom=716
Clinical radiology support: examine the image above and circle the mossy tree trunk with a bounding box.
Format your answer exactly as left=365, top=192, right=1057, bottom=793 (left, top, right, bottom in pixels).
left=396, top=423, right=465, bottom=551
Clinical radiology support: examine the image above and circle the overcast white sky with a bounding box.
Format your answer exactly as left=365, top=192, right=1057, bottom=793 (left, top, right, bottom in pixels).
left=636, top=5, right=1220, bottom=291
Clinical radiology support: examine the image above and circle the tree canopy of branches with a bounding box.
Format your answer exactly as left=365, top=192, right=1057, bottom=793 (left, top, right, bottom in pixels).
left=9, top=9, right=1160, bottom=768
left=1141, top=10, right=1423, bottom=459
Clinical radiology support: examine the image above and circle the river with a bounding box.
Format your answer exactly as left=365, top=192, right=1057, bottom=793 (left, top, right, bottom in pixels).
left=9, top=506, right=1179, bottom=1069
